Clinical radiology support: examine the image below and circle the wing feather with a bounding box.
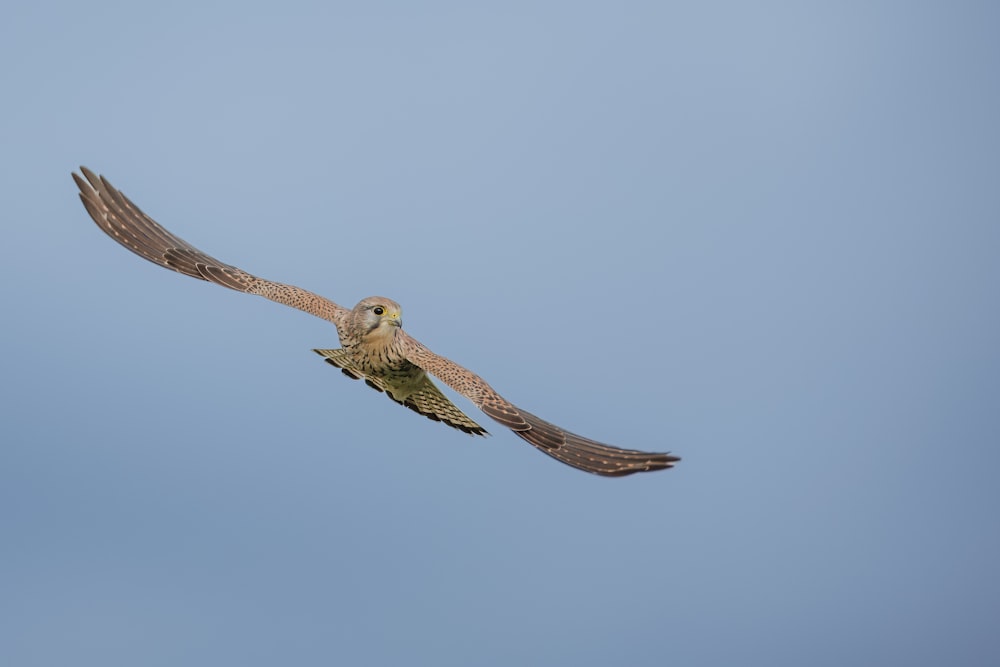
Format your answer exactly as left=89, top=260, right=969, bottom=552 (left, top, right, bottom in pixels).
left=73, top=167, right=350, bottom=334
left=397, top=331, right=680, bottom=477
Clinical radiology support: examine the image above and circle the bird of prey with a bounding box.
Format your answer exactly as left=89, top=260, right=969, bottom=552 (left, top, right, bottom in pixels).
left=73, top=167, right=680, bottom=477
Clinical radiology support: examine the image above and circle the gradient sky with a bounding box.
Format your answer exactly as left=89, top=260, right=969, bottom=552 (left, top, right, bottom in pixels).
left=2, top=2, right=999, bottom=666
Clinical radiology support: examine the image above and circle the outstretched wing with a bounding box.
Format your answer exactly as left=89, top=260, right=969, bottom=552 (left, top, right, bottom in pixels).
left=73, top=167, right=351, bottom=336
left=313, top=348, right=487, bottom=435
left=397, top=331, right=680, bottom=477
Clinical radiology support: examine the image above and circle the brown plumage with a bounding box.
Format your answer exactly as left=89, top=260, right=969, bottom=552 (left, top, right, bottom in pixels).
left=73, top=167, right=680, bottom=476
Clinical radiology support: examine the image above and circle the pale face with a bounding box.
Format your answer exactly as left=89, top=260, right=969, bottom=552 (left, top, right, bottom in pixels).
left=352, top=296, right=403, bottom=337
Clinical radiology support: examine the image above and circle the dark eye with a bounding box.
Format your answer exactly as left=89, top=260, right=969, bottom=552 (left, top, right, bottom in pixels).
left=373, top=306, right=384, bottom=315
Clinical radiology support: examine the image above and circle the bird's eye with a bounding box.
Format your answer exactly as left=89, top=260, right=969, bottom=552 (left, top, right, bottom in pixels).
left=373, top=306, right=384, bottom=316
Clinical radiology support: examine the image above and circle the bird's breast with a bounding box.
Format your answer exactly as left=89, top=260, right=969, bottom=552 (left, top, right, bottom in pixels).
left=350, top=338, right=410, bottom=375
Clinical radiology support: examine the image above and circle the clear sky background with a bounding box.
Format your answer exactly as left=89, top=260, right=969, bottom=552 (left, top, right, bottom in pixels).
left=2, top=2, right=998, bottom=666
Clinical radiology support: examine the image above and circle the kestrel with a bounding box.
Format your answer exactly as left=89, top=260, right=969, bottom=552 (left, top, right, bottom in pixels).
left=73, top=167, right=680, bottom=477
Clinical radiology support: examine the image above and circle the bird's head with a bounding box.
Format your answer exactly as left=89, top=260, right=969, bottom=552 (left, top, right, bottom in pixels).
left=352, top=296, right=403, bottom=337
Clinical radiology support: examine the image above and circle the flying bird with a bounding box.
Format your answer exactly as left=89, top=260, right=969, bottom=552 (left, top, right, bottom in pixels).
left=73, top=167, right=680, bottom=476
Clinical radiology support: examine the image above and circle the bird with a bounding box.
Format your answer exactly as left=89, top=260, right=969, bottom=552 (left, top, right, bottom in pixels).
left=73, top=167, right=680, bottom=477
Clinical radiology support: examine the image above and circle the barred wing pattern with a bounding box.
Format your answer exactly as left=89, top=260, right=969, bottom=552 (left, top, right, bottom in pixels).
left=73, top=168, right=350, bottom=334
left=398, top=332, right=680, bottom=476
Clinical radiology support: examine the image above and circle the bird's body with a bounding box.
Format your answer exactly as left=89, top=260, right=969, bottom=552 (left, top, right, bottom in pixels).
left=316, top=297, right=489, bottom=435
left=73, top=167, right=679, bottom=476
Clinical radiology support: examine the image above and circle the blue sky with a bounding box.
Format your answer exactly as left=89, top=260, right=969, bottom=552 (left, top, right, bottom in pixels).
left=2, top=2, right=999, bottom=665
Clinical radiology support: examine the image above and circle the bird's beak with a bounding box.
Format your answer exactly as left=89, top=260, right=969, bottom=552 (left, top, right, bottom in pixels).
left=389, top=311, right=402, bottom=327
